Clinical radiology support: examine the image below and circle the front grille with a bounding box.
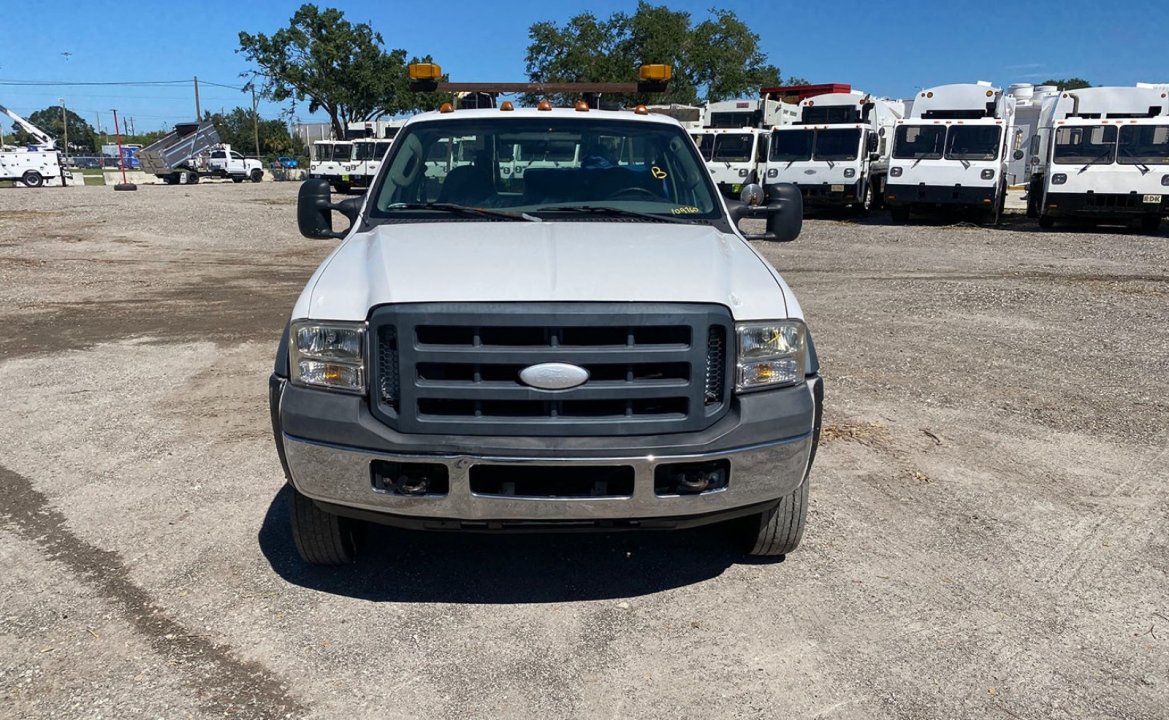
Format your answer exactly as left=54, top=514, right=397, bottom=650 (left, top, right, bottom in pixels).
left=370, top=303, right=734, bottom=436
left=1084, top=193, right=1147, bottom=209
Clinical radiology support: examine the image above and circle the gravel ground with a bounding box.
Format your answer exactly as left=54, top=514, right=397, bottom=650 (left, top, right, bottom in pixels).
left=1, top=183, right=1167, bottom=719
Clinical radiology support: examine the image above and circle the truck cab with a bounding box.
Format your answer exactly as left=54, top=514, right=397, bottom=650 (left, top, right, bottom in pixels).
left=309, top=140, right=355, bottom=193
left=765, top=92, right=904, bottom=214
left=691, top=127, right=770, bottom=198
left=271, top=93, right=821, bottom=566
left=885, top=83, right=1015, bottom=223
left=1026, top=85, right=1169, bottom=232
left=208, top=145, right=264, bottom=183
left=346, top=138, right=394, bottom=189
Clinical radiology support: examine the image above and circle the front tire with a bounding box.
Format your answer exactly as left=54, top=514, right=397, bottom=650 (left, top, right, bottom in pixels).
left=736, top=481, right=808, bottom=557
left=1038, top=214, right=1055, bottom=229
left=890, top=205, right=911, bottom=223
left=21, top=171, right=43, bottom=188
left=250, top=168, right=263, bottom=183
left=289, top=486, right=362, bottom=565
left=1139, top=216, right=1162, bottom=233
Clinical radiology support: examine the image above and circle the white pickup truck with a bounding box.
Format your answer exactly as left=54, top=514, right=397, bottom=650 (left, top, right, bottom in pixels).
left=270, top=101, right=821, bottom=565
left=207, top=146, right=264, bottom=183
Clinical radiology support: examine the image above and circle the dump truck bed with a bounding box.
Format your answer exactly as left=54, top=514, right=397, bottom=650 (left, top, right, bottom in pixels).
left=138, top=121, right=220, bottom=175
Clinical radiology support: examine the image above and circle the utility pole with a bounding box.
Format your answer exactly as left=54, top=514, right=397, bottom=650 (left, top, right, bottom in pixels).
left=251, top=86, right=261, bottom=160
left=193, top=75, right=201, bottom=119
left=60, top=98, right=69, bottom=156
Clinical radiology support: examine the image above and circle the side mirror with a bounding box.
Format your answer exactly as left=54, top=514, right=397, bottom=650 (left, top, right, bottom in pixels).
left=868, top=152, right=881, bottom=162
left=297, top=178, right=360, bottom=239
left=1013, top=149, right=1025, bottom=160
left=728, top=182, right=803, bottom=242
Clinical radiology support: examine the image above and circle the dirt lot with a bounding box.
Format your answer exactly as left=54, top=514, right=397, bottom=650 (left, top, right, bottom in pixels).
left=1, top=183, right=1167, bottom=719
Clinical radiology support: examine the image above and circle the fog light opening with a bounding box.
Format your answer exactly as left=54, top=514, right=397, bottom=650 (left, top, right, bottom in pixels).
left=654, top=460, right=730, bottom=496
left=371, top=461, right=450, bottom=496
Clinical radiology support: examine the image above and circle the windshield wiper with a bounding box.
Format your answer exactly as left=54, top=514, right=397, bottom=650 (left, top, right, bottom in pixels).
left=1078, top=147, right=1115, bottom=173
left=1119, top=148, right=1151, bottom=174
left=385, top=202, right=537, bottom=221
left=958, top=158, right=971, bottom=170
left=538, top=205, right=697, bottom=224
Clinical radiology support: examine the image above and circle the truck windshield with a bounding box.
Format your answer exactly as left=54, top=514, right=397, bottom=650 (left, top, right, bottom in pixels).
left=1117, top=125, right=1169, bottom=165
left=374, top=141, right=392, bottom=157
left=711, top=133, right=755, bottom=162
left=1053, top=126, right=1116, bottom=164
left=945, top=126, right=1001, bottom=161
left=893, top=125, right=945, bottom=159
left=813, top=128, right=860, bottom=161
left=353, top=142, right=377, bottom=161
left=372, top=117, right=721, bottom=221
left=691, top=133, right=714, bottom=161
left=330, top=144, right=352, bottom=162
left=769, top=130, right=813, bottom=162
left=312, top=145, right=330, bottom=162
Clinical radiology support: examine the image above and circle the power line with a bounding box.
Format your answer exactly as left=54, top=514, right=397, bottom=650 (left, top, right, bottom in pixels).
left=0, top=78, right=244, bottom=89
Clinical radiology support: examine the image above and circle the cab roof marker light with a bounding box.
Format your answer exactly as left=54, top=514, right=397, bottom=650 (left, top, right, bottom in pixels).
left=537, top=100, right=552, bottom=111
left=500, top=101, right=514, bottom=111
left=634, top=105, right=649, bottom=115
left=574, top=100, right=589, bottom=112
left=439, top=102, right=454, bottom=114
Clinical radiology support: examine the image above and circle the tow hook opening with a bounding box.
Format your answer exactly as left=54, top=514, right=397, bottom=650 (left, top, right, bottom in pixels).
left=371, top=460, right=450, bottom=497
left=654, top=459, right=730, bottom=496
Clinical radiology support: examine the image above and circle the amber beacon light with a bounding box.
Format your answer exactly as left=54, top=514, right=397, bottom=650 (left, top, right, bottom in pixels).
left=407, top=62, right=442, bottom=91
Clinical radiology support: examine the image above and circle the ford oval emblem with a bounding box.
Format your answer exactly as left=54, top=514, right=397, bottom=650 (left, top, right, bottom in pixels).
left=803, top=169, right=816, bottom=175
left=519, top=362, right=589, bottom=390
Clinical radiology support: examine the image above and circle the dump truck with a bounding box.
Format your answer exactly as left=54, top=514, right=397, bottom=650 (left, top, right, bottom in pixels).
left=139, top=121, right=263, bottom=184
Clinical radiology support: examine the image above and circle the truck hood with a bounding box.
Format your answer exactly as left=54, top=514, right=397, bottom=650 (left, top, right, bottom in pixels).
left=293, top=221, right=799, bottom=322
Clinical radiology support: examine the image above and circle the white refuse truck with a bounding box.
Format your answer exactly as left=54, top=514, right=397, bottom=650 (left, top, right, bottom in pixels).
left=690, top=127, right=770, bottom=198
left=885, top=82, right=1016, bottom=223
left=309, top=139, right=355, bottom=193
left=1025, top=84, right=1169, bottom=232
left=764, top=91, right=905, bottom=213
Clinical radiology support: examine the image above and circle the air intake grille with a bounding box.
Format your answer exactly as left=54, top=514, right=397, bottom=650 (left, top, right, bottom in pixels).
left=705, top=326, right=726, bottom=406
left=377, top=326, right=399, bottom=411
left=369, top=303, right=734, bottom=436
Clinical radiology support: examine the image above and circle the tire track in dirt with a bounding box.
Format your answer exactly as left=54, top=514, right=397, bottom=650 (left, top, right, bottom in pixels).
left=0, top=462, right=306, bottom=719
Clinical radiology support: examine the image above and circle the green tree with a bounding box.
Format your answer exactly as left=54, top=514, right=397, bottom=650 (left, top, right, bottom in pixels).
left=524, top=2, right=789, bottom=106
left=1042, top=78, right=1092, bottom=90
left=238, top=4, right=435, bottom=140
left=203, top=107, right=303, bottom=158
left=9, top=106, right=97, bottom=152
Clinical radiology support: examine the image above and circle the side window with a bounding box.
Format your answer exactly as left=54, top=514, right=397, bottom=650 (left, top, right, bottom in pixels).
left=210, top=150, right=225, bottom=159
left=1029, top=134, right=1040, bottom=155
left=756, top=135, right=769, bottom=163
left=231, top=151, right=244, bottom=160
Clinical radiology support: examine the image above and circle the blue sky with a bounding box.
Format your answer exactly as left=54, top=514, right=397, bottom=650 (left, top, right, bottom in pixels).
left=2, top=0, right=1167, bottom=137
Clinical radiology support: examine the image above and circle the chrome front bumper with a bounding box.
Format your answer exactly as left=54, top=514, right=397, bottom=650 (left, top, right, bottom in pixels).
left=282, top=433, right=814, bottom=524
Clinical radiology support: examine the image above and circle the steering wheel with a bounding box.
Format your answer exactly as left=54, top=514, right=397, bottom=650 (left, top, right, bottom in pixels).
left=606, top=186, right=661, bottom=200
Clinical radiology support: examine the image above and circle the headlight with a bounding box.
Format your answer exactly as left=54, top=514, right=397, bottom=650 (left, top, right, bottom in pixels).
left=1161, top=174, right=1169, bottom=186
left=766, top=168, right=778, bottom=178
left=289, top=321, right=366, bottom=393
left=735, top=321, right=806, bottom=392
left=738, top=168, right=749, bottom=177
left=843, top=168, right=856, bottom=178
left=890, top=166, right=903, bottom=177
left=1052, top=173, right=1067, bottom=185
left=980, top=169, right=995, bottom=180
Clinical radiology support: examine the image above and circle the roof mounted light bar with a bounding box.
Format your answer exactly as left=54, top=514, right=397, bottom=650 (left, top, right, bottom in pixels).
left=407, top=62, right=671, bottom=95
